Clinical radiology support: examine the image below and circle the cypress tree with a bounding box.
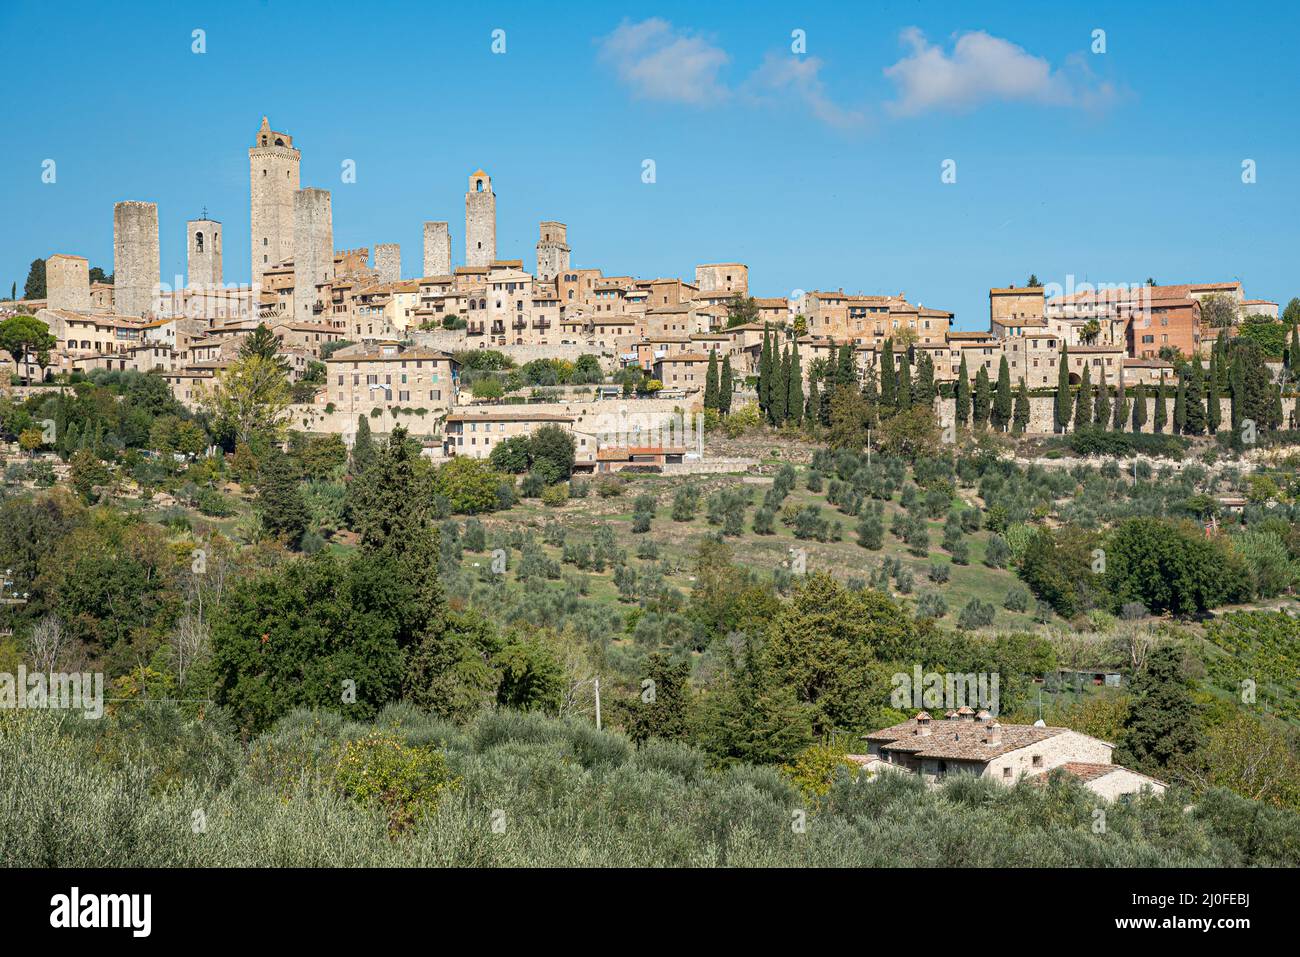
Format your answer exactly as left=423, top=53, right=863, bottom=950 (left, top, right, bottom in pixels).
left=805, top=373, right=819, bottom=425
left=1115, top=645, right=1203, bottom=773
left=955, top=352, right=971, bottom=428
left=914, top=351, right=936, bottom=406
left=758, top=325, right=772, bottom=416
left=1153, top=372, right=1168, bottom=433
left=835, top=343, right=856, bottom=388
left=704, top=350, right=719, bottom=411
left=1093, top=365, right=1109, bottom=427
left=257, top=449, right=310, bottom=549
left=1269, top=383, right=1284, bottom=429
left=896, top=351, right=912, bottom=409
left=1074, top=363, right=1092, bottom=431
left=1206, top=352, right=1221, bottom=433
left=1055, top=347, right=1072, bottom=433
left=1173, top=371, right=1187, bottom=434
left=1131, top=380, right=1147, bottom=432
left=772, top=345, right=789, bottom=423
left=880, top=339, right=896, bottom=408
left=351, top=415, right=376, bottom=475
left=720, top=354, right=733, bottom=414
left=1111, top=369, right=1127, bottom=431
left=787, top=340, right=803, bottom=426
left=1184, top=359, right=1206, bottom=435
left=973, top=365, right=992, bottom=429
left=1012, top=378, right=1030, bottom=434
left=993, top=355, right=1012, bottom=431
left=861, top=364, right=879, bottom=430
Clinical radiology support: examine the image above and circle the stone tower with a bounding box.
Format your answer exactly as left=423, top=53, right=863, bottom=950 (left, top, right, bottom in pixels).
left=187, top=218, right=222, bottom=288
left=113, top=200, right=160, bottom=317
left=535, top=221, right=570, bottom=281
left=423, top=221, right=451, bottom=276
left=375, top=243, right=401, bottom=283
left=293, top=188, right=333, bottom=322
left=45, top=254, right=91, bottom=312
left=465, top=170, right=496, bottom=268
left=249, top=117, right=300, bottom=290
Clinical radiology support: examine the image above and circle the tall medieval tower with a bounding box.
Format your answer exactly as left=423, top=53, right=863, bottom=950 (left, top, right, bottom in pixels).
left=465, top=170, right=496, bottom=267
left=249, top=117, right=300, bottom=289
left=423, top=221, right=451, bottom=276
left=113, top=200, right=160, bottom=317
left=535, top=222, right=570, bottom=281
left=293, top=188, right=333, bottom=323
left=187, top=217, right=222, bottom=288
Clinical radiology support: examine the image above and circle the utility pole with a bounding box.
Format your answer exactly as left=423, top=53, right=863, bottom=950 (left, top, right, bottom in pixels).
left=594, top=677, right=602, bottom=731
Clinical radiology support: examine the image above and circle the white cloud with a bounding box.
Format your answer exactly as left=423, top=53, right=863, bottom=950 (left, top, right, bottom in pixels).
left=883, top=28, right=1116, bottom=115
left=597, top=18, right=731, bottom=106
left=745, top=53, right=867, bottom=131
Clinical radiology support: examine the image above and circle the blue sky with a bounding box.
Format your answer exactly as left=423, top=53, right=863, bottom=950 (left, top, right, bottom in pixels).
left=2, top=0, right=1297, bottom=328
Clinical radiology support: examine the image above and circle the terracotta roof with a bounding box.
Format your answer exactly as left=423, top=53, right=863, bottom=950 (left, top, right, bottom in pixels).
left=865, top=713, right=1076, bottom=762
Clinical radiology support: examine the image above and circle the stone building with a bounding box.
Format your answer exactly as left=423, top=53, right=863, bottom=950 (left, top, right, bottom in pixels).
left=113, top=200, right=160, bottom=317
left=694, top=263, right=747, bottom=295
left=465, top=169, right=496, bottom=268
left=423, top=221, right=451, bottom=277
left=249, top=117, right=301, bottom=289
left=375, top=243, right=401, bottom=283
left=324, top=340, right=456, bottom=418
left=186, top=218, right=222, bottom=288
left=535, top=221, right=570, bottom=281
left=45, top=254, right=91, bottom=312
left=293, top=188, right=333, bottom=322
left=444, top=410, right=595, bottom=465
left=856, top=710, right=1166, bottom=800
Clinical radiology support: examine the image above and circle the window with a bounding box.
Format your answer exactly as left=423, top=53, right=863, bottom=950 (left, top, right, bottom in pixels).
left=1003, top=767, right=1012, bottom=779
left=1032, top=755, right=1043, bottom=768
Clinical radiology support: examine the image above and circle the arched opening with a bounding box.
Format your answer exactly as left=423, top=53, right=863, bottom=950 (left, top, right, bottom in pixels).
left=195, top=232, right=204, bottom=253
left=475, top=179, right=483, bottom=192
left=274, top=137, right=284, bottom=146
left=1068, top=372, right=1081, bottom=385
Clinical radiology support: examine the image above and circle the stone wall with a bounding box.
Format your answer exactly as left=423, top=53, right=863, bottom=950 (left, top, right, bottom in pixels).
left=423, top=222, right=450, bottom=277
left=113, top=201, right=159, bottom=318
left=535, top=221, right=569, bottom=281
left=293, top=188, right=333, bottom=322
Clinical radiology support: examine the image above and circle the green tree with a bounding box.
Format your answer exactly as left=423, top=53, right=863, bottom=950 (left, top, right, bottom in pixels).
left=719, top=354, right=733, bottom=414
left=954, top=353, right=971, bottom=428
left=493, top=634, right=564, bottom=713
left=1153, top=371, right=1168, bottom=433
left=786, top=340, right=803, bottom=426
left=1074, top=363, right=1092, bottom=431
left=256, top=449, right=310, bottom=548
left=627, top=653, right=690, bottom=744
left=1012, top=378, right=1030, bottom=434
left=879, top=339, right=896, bottom=409
left=0, top=314, right=57, bottom=385
left=1184, top=358, right=1206, bottom=435
left=22, top=258, right=45, bottom=300
left=1054, top=346, right=1071, bottom=433
left=239, top=323, right=289, bottom=372
left=1130, top=380, right=1147, bottom=432
left=1093, top=366, right=1110, bottom=427
left=1115, top=644, right=1203, bottom=774
left=703, top=350, right=719, bottom=411
left=992, top=355, right=1012, bottom=431
left=197, top=353, right=292, bottom=446
left=725, top=294, right=759, bottom=328
left=972, top=365, right=991, bottom=429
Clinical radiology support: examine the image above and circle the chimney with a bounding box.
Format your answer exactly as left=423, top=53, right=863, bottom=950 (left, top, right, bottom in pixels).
left=975, top=709, right=992, bottom=723
left=956, top=706, right=975, bottom=722
left=914, top=711, right=932, bottom=737
left=985, top=722, right=1002, bottom=746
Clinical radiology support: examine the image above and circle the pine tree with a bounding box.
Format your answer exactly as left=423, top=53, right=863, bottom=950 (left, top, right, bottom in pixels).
left=1131, top=380, right=1147, bottom=432
left=1093, top=365, right=1109, bottom=427
left=703, top=351, right=719, bottom=410
left=1184, top=359, right=1206, bottom=435
left=973, top=365, right=991, bottom=429
left=1055, top=347, right=1072, bottom=433
left=880, top=339, right=896, bottom=408
left=1074, top=363, right=1092, bottom=431
left=1012, top=378, right=1030, bottom=434
left=955, top=352, right=971, bottom=428
left=787, top=340, right=803, bottom=427
left=720, top=354, right=733, bottom=414
left=1153, top=371, right=1168, bottom=433
left=992, top=355, right=1012, bottom=431
left=896, top=351, right=912, bottom=409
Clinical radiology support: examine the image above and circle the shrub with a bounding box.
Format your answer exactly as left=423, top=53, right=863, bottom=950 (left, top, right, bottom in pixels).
left=333, top=731, right=459, bottom=833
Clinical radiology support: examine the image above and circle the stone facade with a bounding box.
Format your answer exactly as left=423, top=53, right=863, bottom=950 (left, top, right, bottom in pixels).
left=45, top=254, right=91, bottom=312
left=186, top=218, right=222, bottom=288
left=423, top=221, right=451, bottom=277
left=695, top=263, right=747, bottom=295
left=249, top=117, right=300, bottom=290
left=535, top=221, right=570, bottom=281
left=293, top=188, right=333, bottom=322
left=113, top=200, right=159, bottom=318
left=465, top=170, right=496, bottom=267
left=374, top=243, right=401, bottom=283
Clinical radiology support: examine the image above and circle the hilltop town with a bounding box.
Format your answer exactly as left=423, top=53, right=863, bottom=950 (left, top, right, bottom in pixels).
left=5, top=116, right=1296, bottom=461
